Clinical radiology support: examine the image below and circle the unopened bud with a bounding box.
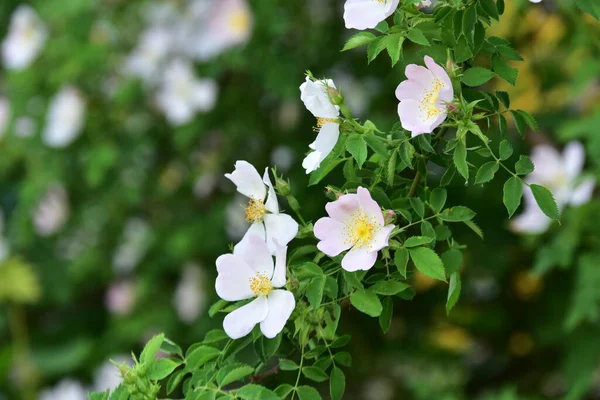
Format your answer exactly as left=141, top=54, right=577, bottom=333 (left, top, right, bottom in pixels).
left=326, top=86, right=344, bottom=106
left=448, top=104, right=458, bottom=112
left=275, top=177, right=291, bottom=197
left=384, top=210, right=396, bottom=225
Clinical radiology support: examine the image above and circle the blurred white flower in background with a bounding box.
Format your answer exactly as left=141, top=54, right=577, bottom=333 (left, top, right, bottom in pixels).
left=33, top=184, right=69, bottom=237
left=155, top=59, right=218, bottom=126
left=1, top=5, right=47, bottom=70
left=123, top=28, right=172, bottom=84
left=42, top=86, right=86, bottom=148
left=112, top=218, right=153, bottom=274
left=331, top=72, right=380, bottom=118
left=105, top=280, right=137, bottom=316
left=186, top=0, right=253, bottom=61
left=93, top=356, right=129, bottom=393
left=512, top=141, right=596, bottom=234
left=0, top=98, right=11, bottom=139
left=226, top=195, right=250, bottom=241
left=0, top=209, right=10, bottom=263
left=14, top=116, right=36, bottom=138
left=39, top=378, right=87, bottom=400
left=271, top=146, right=296, bottom=173
left=194, top=173, right=219, bottom=199
left=174, top=263, right=207, bottom=323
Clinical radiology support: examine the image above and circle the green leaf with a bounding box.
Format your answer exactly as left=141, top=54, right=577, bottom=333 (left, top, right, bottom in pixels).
left=461, top=67, right=495, bottom=87
left=576, top=0, right=600, bottom=19
left=385, top=34, right=405, bottom=66
left=209, top=299, right=228, bottom=317
left=407, top=28, right=430, bottom=46
left=297, top=385, right=322, bottom=400
left=453, top=140, right=469, bottom=182
left=480, top=0, right=499, bottom=20
left=363, top=134, right=388, bottom=157
left=498, top=114, right=508, bottom=136
left=274, top=384, right=295, bottom=399
left=441, top=249, right=463, bottom=275
left=350, top=290, right=383, bottom=317
left=219, top=365, right=254, bottom=387
left=89, top=392, right=109, bottom=400
left=303, top=366, right=329, bottom=382
left=204, top=329, right=230, bottom=345
left=166, top=370, right=186, bottom=394
left=515, top=155, right=534, bottom=175
left=296, top=262, right=324, bottom=279
left=387, top=149, right=398, bottom=186
left=462, top=6, right=477, bottom=44
left=370, top=280, right=410, bottom=295
left=429, top=188, right=447, bottom=212
left=492, top=55, right=517, bottom=85
left=333, top=352, right=352, bottom=367
left=454, top=35, right=473, bottom=63
left=280, top=359, right=300, bottom=371
left=474, top=161, right=499, bottom=184
left=399, top=141, right=415, bottom=168
left=141, top=333, right=165, bottom=364
left=160, top=338, right=183, bottom=358
left=394, top=248, right=409, bottom=277
left=186, top=346, right=220, bottom=371
left=330, top=367, right=346, bottom=400
left=409, top=197, right=425, bottom=219
left=148, top=358, right=180, bottom=381
left=440, top=206, right=476, bottom=222
left=342, top=32, right=377, bottom=51
left=503, top=177, right=523, bottom=218
left=446, top=272, right=462, bottom=315
left=409, top=247, right=446, bottom=281
left=306, top=276, right=326, bottom=310
left=499, top=140, right=513, bottom=160
left=515, top=109, right=539, bottom=131
left=496, top=91, right=510, bottom=108
left=367, top=36, right=387, bottom=63
left=510, top=109, right=527, bottom=137
left=404, top=236, right=434, bottom=247
left=346, top=134, right=368, bottom=169
left=237, top=384, right=279, bottom=400
left=464, top=220, right=484, bottom=239
left=530, top=184, right=559, bottom=220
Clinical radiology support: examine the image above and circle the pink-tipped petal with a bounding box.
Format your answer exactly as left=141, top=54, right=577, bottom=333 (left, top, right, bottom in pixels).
left=325, top=193, right=360, bottom=221
left=314, top=217, right=352, bottom=257
left=357, top=187, right=384, bottom=225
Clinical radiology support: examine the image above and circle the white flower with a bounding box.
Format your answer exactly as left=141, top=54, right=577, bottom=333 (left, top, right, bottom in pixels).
left=93, top=357, right=129, bottom=393
left=271, top=145, right=296, bottom=173
left=529, top=0, right=542, bottom=3
left=14, top=116, right=36, bottom=138
left=173, top=263, right=207, bottom=323
left=299, top=77, right=341, bottom=174
left=417, top=0, right=432, bottom=8
left=343, top=0, right=400, bottom=30
left=112, top=218, right=153, bottom=274
left=186, top=0, right=253, bottom=61
left=105, top=280, right=136, bottom=316
left=225, top=161, right=299, bottom=254
left=42, top=86, right=86, bottom=148
left=512, top=141, right=595, bottom=234
left=1, top=5, right=47, bottom=70
left=155, top=59, right=218, bottom=126
left=0, top=98, right=11, bottom=139
left=39, top=379, right=87, bottom=400
left=33, top=184, right=69, bottom=237
left=215, top=235, right=295, bottom=339
left=122, top=27, right=172, bottom=84
left=395, top=56, right=454, bottom=136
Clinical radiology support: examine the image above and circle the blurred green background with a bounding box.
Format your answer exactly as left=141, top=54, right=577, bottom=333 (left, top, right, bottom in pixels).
left=0, top=0, right=599, bottom=399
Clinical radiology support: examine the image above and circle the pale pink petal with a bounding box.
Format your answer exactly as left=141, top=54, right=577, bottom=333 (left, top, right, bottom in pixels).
left=233, top=234, right=274, bottom=277
left=570, top=177, right=595, bottom=206
left=215, top=254, right=255, bottom=301
left=314, top=217, right=352, bottom=257
left=357, top=186, right=384, bottom=225
left=395, top=80, right=427, bottom=101
left=404, top=64, right=435, bottom=85
left=225, top=161, right=266, bottom=200
left=223, top=296, right=268, bottom=339
left=325, top=193, right=360, bottom=221
left=260, top=290, right=295, bottom=338
left=343, top=0, right=391, bottom=30
left=563, top=141, right=585, bottom=181
left=398, top=100, right=433, bottom=136
left=370, top=224, right=395, bottom=251
left=424, top=56, right=453, bottom=97
left=271, top=241, right=288, bottom=288
left=235, top=221, right=266, bottom=253
left=263, top=213, right=298, bottom=254
left=341, top=246, right=378, bottom=271
left=263, top=167, right=279, bottom=214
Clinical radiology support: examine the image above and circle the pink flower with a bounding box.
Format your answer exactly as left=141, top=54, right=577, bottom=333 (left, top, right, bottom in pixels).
left=314, top=187, right=395, bottom=272
left=395, top=56, right=454, bottom=137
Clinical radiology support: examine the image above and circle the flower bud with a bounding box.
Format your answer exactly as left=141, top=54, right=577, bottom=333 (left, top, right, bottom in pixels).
left=326, top=86, right=344, bottom=106
left=384, top=209, right=396, bottom=225
left=275, top=177, right=291, bottom=197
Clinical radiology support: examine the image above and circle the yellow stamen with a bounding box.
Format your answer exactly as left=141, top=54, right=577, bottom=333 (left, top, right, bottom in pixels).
left=419, top=78, right=446, bottom=120
left=244, top=198, right=266, bottom=223
left=229, top=10, right=250, bottom=33
left=343, top=210, right=380, bottom=249
left=313, top=117, right=337, bottom=132
left=249, top=273, right=272, bottom=296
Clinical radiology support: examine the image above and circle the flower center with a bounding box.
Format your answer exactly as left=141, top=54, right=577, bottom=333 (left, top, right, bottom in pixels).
left=244, top=198, right=266, bottom=223
left=313, top=117, right=338, bottom=132
left=229, top=10, right=250, bottom=33
left=343, top=210, right=380, bottom=249
left=419, top=78, right=446, bottom=120
left=249, top=273, right=272, bottom=296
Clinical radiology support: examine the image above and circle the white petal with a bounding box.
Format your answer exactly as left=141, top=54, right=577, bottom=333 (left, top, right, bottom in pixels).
left=192, top=79, right=218, bottom=112
left=343, top=0, right=397, bottom=30
left=234, top=221, right=266, bottom=252
left=264, top=213, right=298, bottom=254
left=357, top=186, right=384, bottom=225
left=527, top=145, right=563, bottom=185
left=303, top=123, right=340, bottom=174
left=260, top=290, right=295, bottom=339
left=325, top=193, right=360, bottom=221
left=302, top=151, right=324, bottom=174
left=299, top=77, right=339, bottom=119
left=225, top=160, right=266, bottom=199
left=563, top=141, right=585, bottom=181
left=570, top=177, right=596, bottom=206
left=370, top=224, right=395, bottom=252
left=233, top=234, right=274, bottom=277
left=314, top=217, right=352, bottom=257
left=263, top=167, right=279, bottom=214
left=510, top=207, right=551, bottom=234
left=271, top=241, right=288, bottom=288
left=223, top=296, right=268, bottom=339
left=215, top=254, right=255, bottom=301
left=341, top=246, right=378, bottom=271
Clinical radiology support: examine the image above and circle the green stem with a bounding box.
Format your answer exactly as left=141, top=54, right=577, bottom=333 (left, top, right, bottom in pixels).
left=291, top=345, right=306, bottom=400
left=7, top=305, right=36, bottom=400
